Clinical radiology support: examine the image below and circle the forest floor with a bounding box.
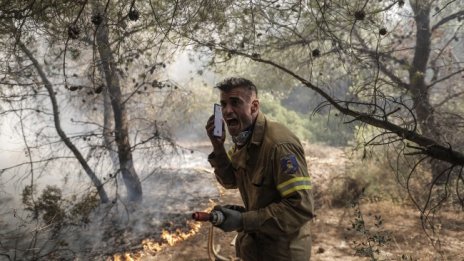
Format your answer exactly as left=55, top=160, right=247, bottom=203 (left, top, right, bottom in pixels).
left=146, top=190, right=464, bottom=261
left=113, top=144, right=464, bottom=261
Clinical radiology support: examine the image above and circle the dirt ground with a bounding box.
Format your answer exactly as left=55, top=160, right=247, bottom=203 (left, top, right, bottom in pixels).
left=144, top=189, right=464, bottom=261
left=132, top=145, right=464, bottom=261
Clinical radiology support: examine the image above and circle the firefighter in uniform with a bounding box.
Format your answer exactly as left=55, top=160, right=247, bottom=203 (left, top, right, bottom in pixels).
left=205, top=77, right=314, bottom=261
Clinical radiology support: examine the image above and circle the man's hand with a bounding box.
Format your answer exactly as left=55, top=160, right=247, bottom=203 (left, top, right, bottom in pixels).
left=205, top=114, right=226, bottom=152
left=223, top=204, right=246, bottom=213
left=213, top=205, right=243, bottom=232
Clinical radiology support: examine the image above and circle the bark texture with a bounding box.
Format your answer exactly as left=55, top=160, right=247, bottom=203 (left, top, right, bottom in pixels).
left=409, top=1, right=448, bottom=183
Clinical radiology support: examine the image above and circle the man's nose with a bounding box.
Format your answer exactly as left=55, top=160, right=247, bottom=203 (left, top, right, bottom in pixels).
left=222, top=104, right=232, bottom=115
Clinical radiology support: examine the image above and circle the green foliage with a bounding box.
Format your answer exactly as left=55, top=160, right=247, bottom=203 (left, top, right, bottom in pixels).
left=68, top=47, right=80, bottom=60
left=22, top=185, right=38, bottom=219
left=346, top=154, right=410, bottom=203
left=349, top=125, right=418, bottom=203
left=260, top=95, right=312, bottom=141
left=22, top=185, right=99, bottom=233
left=260, top=94, right=355, bottom=145
left=22, top=185, right=65, bottom=231
left=36, top=186, right=66, bottom=226
left=69, top=193, right=99, bottom=224
left=350, top=124, right=464, bottom=210
left=306, top=113, right=356, bottom=146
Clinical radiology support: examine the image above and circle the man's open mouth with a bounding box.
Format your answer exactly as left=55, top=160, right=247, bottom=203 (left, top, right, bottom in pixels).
left=226, top=119, right=239, bottom=127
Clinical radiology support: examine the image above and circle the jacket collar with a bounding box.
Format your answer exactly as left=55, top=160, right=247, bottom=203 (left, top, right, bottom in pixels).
left=229, top=112, right=264, bottom=169
left=250, top=112, right=265, bottom=146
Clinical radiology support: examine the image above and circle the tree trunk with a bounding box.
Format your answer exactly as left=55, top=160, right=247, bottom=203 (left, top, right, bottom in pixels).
left=19, top=42, right=110, bottom=203
left=101, top=78, right=120, bottom=169
left=94, top=5, right=143, bottom=202
left=409, top=1, right=448, bottom=184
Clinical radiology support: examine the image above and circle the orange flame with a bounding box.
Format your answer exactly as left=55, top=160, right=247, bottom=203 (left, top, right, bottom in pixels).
left=160, top=221, right=201, bottom=246
left=111, top=220, right=202, bottom=260
left=112, top=252, right=144, bottom=261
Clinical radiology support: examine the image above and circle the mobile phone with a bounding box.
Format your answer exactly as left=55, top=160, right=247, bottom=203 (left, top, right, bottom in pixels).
left=213, top=103, right=223, bottom=137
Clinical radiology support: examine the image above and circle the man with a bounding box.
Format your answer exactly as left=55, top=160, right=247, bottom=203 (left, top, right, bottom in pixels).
left=205, top=77, right=314, bottom=260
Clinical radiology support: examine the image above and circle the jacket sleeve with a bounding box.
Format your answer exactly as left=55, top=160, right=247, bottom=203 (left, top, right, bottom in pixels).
left=208, top=149, right=237, bottom=189
left=241, top=142, right=314, bottom=236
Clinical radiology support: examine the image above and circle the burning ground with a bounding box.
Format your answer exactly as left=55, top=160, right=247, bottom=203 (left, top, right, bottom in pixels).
left=0, top=147, right=221, bottom=260
left=102, top=170, right=216, bottom=258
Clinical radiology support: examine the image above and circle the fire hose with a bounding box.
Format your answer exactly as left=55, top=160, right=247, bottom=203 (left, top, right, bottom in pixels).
left=192, top=210, right=239, bottom=261
left=192, top=210, right=225, bottom=226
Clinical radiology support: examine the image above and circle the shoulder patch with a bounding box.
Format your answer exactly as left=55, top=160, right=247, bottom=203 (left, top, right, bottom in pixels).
left=280, top=154, right=299, bottom=174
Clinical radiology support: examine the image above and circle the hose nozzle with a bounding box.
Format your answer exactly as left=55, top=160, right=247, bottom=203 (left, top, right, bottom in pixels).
left=192, top=210, right=225, bottom=225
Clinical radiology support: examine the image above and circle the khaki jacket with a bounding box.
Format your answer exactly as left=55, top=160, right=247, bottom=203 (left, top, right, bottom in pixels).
left=209, top=112, right=314, bottom=261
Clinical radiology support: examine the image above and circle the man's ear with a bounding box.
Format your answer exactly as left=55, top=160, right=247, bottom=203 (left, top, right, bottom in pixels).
left=251, top=99, right=259, bottom=113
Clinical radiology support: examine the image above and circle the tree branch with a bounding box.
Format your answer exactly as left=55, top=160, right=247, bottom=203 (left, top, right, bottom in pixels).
left=18, top=41, right=109, bottom=203
left=222, top=48, right=464, bottom=166
left=432, top=10, right=464, bottom=31
left=427, top=68, right=464, bottom=88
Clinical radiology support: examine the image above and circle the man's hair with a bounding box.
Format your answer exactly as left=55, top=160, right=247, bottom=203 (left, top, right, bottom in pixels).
left=214, top=77, right=258, bottom=98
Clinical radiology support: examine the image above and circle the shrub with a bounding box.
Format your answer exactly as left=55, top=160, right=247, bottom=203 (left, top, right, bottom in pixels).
left=22, top=185, right=100, bottom=232
left=330, top=177, right=369, bottom=208
left=260, top=95, right=355, bottom=146
left=346, top=153, right=410, bottom=204
left=22, top=185, right=65, bottom=229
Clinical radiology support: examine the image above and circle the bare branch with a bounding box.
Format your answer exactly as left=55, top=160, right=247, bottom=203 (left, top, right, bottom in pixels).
left=0, top=157, right=75, bottom=173
left=427, top=68, right=464, bottom=88
left=432, top=10, right=464, bottom=31
left=18, top=40, right=109, bottom=203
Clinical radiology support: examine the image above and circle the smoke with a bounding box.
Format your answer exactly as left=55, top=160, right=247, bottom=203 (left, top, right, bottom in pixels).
left=0, top=146, right=220, bottom=259
left=67, top=149, right=220, bottom=259
left=0, top=44, right=225, bottom=259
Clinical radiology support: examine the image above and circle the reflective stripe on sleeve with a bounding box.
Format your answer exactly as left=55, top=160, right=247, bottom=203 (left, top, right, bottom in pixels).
left=227, top=148, right=233, bottom=160
left=227, top=145, right=236, bottom=160
left=277, top=176, right=312, bottom=197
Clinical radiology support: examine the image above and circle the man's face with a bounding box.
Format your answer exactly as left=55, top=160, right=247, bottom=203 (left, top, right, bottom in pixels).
left=220, top=87, right=259, bottom=136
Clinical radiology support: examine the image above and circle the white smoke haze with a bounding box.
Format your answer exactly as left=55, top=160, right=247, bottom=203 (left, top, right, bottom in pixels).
left=66, top=158, right=220, bottom=259
left=0, top=45, right=225, bottom=259
left=0, top=143, right=220, bottom=259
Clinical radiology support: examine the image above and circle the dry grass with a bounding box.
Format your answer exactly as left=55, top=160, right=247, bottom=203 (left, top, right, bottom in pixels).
left=147, top=143, right=464, bottom=260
